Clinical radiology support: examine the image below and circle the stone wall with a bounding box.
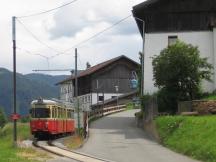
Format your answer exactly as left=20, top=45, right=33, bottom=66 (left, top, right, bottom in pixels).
left=192, top=100, right=216, bottom=114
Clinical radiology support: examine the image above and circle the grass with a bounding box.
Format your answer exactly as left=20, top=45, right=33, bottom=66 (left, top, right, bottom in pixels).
left=0, top=122, right=49, bottom=162
left=126, top=102, right=134, bottom=110
left=155, top=116, right=216, bottom=162
left=63, top=134, right=84, bottom=150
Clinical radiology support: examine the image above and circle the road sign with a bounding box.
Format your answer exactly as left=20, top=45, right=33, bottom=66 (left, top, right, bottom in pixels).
left=11, top=113, right=20, bottom=120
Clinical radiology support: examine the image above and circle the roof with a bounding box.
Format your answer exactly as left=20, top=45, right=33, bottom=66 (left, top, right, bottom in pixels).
left=133, top=0, right=159, bottom=10
left=31, top=99, right=75, bottom=110
left=31, top=99, right=58, bottom=105
left=132, top=0, right=216, bottom=34
left=57, top=55, right=139, bottom=85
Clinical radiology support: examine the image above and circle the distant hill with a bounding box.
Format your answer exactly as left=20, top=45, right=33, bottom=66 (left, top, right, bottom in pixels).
left=0, top=68, right=69, bottom=116
left=25, top=73, right=67, bottom=86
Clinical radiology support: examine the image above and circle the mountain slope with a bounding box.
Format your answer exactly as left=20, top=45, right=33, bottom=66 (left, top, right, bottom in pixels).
left=25, top=73, right=67, bottom=86
left=0, top=68, right=68, bottom=116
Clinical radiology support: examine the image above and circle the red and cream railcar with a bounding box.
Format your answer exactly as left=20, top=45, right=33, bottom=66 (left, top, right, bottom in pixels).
left=30, top=98, right=75, bottom=138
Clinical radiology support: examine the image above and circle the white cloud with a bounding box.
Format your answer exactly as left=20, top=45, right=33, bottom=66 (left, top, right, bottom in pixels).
left=0, top=0, right=144, bottom=75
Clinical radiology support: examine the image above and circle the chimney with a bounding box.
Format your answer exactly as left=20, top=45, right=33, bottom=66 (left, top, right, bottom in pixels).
left=86, top=62, right=91, bottom=69
left=70, top=70, right=74, bottom=76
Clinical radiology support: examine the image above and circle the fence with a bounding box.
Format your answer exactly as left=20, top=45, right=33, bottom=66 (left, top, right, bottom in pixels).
left=88, top=105, right=126, bottom=121
left=178, top=101, right=192, bottom=114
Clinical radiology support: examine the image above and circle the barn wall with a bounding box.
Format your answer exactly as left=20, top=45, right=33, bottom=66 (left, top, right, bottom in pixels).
left=134, top=0, right=216, bottom=33
left=91, top=61, right=138, bottom=94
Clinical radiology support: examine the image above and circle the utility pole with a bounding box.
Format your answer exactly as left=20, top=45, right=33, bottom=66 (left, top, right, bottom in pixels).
left=75, top=48, right=80, bottom=134
left=141, top=21, right=145, bottom=96
left=12, top=16, right=17, bottom=147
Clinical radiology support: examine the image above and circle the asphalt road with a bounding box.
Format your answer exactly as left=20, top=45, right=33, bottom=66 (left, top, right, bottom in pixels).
left=78, top=110, right=199, bottom=162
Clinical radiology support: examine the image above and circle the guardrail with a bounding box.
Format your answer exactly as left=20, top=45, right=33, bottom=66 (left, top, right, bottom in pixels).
left=88, top=105, right=126, bottom=121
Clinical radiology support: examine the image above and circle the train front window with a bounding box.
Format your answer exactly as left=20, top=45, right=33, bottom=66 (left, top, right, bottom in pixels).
left=30, top=108, right=50, bottom=118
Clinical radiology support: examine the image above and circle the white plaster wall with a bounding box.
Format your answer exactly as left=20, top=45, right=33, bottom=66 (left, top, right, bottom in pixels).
left=213, top=28, right=216, bottom=89
left=144, top=31, right=214, bottom=94
left=60, top=83, right=74, bottom=102
left=91, top=93, right=123, bottom=105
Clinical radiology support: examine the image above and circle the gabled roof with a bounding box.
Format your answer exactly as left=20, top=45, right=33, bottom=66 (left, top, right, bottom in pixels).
left=57, top=55, right=139, bottom=85
left=132, top=0, right=216, bottom=34
left=133, top=0, right=159, bottom=11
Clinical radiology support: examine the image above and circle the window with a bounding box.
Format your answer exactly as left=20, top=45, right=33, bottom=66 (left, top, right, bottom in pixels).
left=30, top=108, right=50, bottom=118
left=52, top=107, right=55, bottom=118
left=112, top=96, right=117, bottom=99
left=98, top=96, right=104, bottom=101
left=168, top=36, right=178, bottom=46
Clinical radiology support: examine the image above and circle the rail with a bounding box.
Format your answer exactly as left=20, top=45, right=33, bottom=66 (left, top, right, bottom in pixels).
left=33, top=139, right=113, bottom=162
left=88, top=105, right=126, bottom=121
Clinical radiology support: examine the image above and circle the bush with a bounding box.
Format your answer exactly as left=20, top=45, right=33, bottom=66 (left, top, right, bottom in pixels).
left=20, top=115, right=30, bottom=123
left=126, top=102, right=134, bottom=110
left=157, top=88, right=178, bottom=114
left=152, top=41, right=213, bottom=113
left=135, top=111, right=143, bottom=120
left=140, top=94, right=153, bottom=111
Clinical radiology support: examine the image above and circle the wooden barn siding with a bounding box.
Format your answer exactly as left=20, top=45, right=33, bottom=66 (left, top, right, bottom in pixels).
left=78, top=76, right=91, bottom=96
left=134, top=0, right=216, bottom=33
left=91, top=60, right=138, bottom=94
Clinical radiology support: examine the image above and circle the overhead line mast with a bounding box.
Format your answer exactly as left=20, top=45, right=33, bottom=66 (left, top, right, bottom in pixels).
left=12, top=16, right=17, bottom=147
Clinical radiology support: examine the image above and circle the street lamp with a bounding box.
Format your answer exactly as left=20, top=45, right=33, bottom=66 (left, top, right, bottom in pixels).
left=133, top=16, right=145, bottom=96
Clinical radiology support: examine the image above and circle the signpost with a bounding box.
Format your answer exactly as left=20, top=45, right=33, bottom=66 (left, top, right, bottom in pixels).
left=11, top=114, right=21, bottom=120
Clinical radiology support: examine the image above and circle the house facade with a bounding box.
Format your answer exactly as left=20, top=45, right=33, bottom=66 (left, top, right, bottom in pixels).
left=57, top=55, right=139, bottom=111
left=132, top=0, right=216, bottom=93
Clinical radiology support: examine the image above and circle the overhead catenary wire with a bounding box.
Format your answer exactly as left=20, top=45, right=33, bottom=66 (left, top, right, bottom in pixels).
left=14, top=1, right=136, bottom=75
left=50, top=14, right=132, bottom=59
left=17, top=46, right=50, bottom=70
left=16, top=14, right=132, bottom=60
left=17, top=46, right=50, bottom=59
left=16, top=13, right=132, bottom=70
left=17, top=0, right=80, bottom=18
left=16, top=19, right=60, bottom=54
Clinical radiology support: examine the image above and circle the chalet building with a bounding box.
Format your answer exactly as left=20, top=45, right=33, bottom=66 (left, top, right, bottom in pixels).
left=132, top=0, right=216, bottom=93
left=57, top=55, right=139, bottom=111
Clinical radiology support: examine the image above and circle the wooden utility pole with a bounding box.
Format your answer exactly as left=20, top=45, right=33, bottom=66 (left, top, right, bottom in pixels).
left=12, top=16, right=17, bottom=147
left=75, top=48, right=80, bottom=134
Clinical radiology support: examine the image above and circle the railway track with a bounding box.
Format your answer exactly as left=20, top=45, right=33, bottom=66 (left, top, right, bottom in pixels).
left=33, top=139, right=113, bottom=162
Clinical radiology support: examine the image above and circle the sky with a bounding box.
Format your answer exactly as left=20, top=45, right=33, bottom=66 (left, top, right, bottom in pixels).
left=0, top=0, right=144, bottom=75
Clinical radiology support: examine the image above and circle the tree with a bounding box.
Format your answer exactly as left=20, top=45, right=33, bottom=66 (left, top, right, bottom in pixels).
left=0, top=107, right=7, bottom=128
left=152, top=41, right=213, bottom=113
